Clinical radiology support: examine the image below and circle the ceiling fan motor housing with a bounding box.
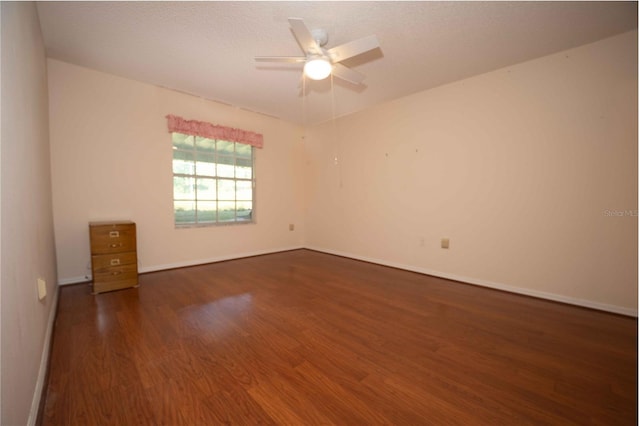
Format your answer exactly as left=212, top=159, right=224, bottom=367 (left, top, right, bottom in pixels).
left=311, top=28, right=328, bottom=47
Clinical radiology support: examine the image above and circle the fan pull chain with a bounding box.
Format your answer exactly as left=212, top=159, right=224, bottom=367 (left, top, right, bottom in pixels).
left=302, top=75, right=307, bottom=126
left=330, top=74, right=343, bottom=188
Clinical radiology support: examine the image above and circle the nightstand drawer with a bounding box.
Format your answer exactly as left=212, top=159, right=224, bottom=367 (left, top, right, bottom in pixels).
left=93, top=263, right=138, bottom=284
left=92, top=277, right=139, bottom=294
left=89, top=223, right=136, bottom=254
left=92, top=252, right=137, bottom=272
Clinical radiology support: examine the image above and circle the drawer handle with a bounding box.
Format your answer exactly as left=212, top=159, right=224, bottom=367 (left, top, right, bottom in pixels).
left=111, top=271, right=122, bottom=276
left=109, top=243, right=121, bottom=248
left=109, top=231, right=120, bottom=238
left=110, top=258, right=120, bottom=266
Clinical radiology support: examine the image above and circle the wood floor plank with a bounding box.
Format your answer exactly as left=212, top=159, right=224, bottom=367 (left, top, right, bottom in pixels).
left=41, top=249, right=637, bottom=425
left=248, top=370, right=337, bottom=425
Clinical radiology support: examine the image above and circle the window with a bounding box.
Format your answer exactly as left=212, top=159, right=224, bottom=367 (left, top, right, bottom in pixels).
left=172, top=132, right=254, bottom=226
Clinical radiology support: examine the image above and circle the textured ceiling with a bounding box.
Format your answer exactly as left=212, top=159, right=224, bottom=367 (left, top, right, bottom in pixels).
left=36, top=1, right=637, bottom=125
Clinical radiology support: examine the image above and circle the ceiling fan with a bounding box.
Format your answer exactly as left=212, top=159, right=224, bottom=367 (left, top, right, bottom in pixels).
left=255, top=18, right=380, bottom=85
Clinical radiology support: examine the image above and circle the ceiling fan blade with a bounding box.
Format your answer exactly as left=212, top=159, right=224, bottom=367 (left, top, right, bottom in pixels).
left=332, top=63, right=366, bottom=85
left=255, top=56, right=306, bottom=63
left=328, top=35, right=380, bottom=62
left=288, top=18, right=321, bottom=55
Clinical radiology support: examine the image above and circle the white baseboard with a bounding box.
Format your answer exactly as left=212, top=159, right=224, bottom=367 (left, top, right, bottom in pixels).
left=138, top=245, right=305, bottom=274
left=57, top=245, right=305, bottom=285
left=27, top=285, right=60, bottom=426
left=305, top=245, right=638, bottom=318
left=58, top=276, right=89, bottom=286
left=56, top=245, right=637, bottom=317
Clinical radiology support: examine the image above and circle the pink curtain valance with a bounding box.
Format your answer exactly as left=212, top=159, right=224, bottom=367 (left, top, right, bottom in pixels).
left=166, top=114, right=263, bottom=148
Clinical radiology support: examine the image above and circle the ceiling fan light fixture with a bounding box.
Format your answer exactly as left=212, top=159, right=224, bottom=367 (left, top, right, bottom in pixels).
left=255, top=18, right=379, bottom=85
left=304, top=57, right=332, bottom=80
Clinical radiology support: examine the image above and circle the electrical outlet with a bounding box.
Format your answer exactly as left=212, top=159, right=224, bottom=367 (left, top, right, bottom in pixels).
left=37, top=278, right=47, bottom=300
left=441, top=238, right=450, bottom=249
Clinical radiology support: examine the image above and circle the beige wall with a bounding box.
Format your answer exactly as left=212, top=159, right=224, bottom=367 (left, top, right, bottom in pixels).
left=1, top=2, right=58, bottom=425
left=48, top=59, right=305, bottom=282
left=305, top=30, right=638, bottom=314
left=48, top=30, right=637, bottom=315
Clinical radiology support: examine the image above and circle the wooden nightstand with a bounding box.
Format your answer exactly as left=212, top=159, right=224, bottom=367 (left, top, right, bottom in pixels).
left=89, top=221, right=138, bottom=294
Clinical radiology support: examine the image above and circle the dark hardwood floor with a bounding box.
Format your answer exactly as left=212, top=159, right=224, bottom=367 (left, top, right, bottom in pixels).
left=42, top=249, right=637, bottom=425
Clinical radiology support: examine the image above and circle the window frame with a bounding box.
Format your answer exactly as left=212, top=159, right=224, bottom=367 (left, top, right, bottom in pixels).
left=172, top=132, right=256, bottom=228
